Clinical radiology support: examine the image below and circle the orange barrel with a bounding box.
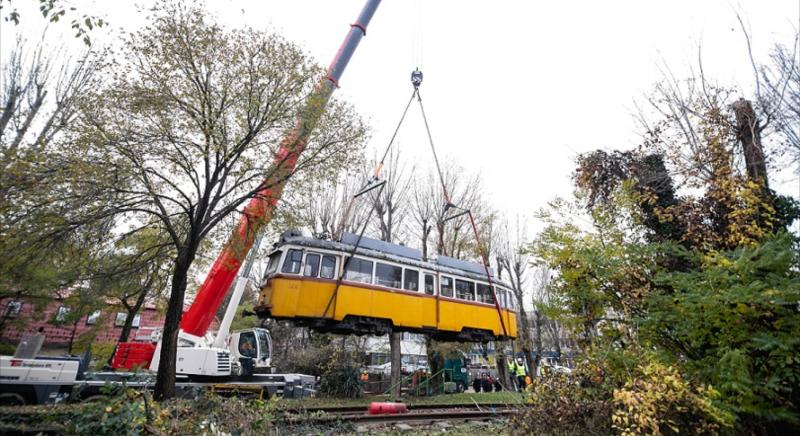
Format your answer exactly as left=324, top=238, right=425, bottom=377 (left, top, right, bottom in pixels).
left=368, top=402, right=408, bottom=414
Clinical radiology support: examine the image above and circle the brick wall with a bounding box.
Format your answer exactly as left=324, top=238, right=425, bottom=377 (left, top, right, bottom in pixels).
left=0, top=298, right=165, bottom=347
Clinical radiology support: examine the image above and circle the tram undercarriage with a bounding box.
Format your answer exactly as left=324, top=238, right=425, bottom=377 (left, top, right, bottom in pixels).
left=258, top=310, right=503, bottom=343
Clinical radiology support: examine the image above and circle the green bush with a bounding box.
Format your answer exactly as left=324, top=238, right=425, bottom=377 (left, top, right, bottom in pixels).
left=644, top=234, right=800, bottom=428
left=612, top=360, right=733, bottom=435
left=510, top=369, right=612, bottom=436
left=41, top=390, right=281, bottom=435
left=319, top=350, right=362, bottom=398
left=509, top=352, right=732, bottom=436
left=0, top=342, right=16, bottom=355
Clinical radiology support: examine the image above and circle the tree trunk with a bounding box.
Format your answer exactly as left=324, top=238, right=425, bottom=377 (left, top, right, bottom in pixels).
left=119, top=289, right=149, bottom=343
left=425, top=336, right=443, bottom=393
left=732, top=98, right=768, bottom=187
left=436, top=221, right=446, bottom=257
left=389, top=331, right=402, bottom=400
left=549, top=320, right=562, bottom=363
left=495, top=343, right=511, bottom=389
left=533, top=310, right=543, bottom=377
left=521, top=343, right=534, bottom=385
left=154, top=250, right=192, bottom=401
left=421, top=219, right=430, bottom=261
left=514, top=294, right=535, bottom=381
left=68, top=320, right=79, bottom=354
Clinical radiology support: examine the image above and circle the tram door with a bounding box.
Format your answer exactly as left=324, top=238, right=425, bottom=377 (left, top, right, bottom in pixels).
left=421, top=273, right=438, bottom=329
left=296, top=251, right=338, bottom=318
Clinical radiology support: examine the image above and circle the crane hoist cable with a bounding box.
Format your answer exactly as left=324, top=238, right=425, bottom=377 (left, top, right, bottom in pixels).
left=320, top=182, right=384, bottom=320
left=413, top=79, right=510, bottom=340
left=323, top=68, right=511, bottom=344
left=355, top=84, right=418, bottom=198
left=321, top=73, right=420, bottom=320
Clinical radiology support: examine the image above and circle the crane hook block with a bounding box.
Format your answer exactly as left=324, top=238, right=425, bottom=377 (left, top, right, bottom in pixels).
left=411, top=68, right=423, bottom=89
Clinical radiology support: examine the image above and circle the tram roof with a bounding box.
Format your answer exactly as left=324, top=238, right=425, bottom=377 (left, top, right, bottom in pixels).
left=273, top=232, right=510, bottom=288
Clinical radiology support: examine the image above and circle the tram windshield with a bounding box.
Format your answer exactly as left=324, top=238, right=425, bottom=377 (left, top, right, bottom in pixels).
left=265, top=251, right=282, bottom=277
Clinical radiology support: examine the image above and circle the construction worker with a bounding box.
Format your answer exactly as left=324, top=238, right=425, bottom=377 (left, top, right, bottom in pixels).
left=515, top=358, right=526, bottom=392
left=507, top=358, right=519, bottom=391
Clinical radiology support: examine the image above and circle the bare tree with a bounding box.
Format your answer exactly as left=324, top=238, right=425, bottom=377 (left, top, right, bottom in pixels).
left=428, top=163, right=488, bottom=259
left=496, top=217, right=535, bottom=379
left=635, top=58, right=742, bottom=186
left=291, top=170, right=369, bottom=240
left=0, top=33, right=110, bottom=331
left=530, top=266, right=555, bottom=369
left=410, top=172, right=438, bottom=260
left=1, top=36, right=99, bottom=151
left=372, top=147, right=414, bottom=244
left=760, top=32, right=800, bottom=165
left=366, top=148, right=413, bottom=400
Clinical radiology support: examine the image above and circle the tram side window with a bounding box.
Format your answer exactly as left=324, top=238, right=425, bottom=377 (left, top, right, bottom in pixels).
left=455, top=279, right=475, bottom=301
left=424, top=274, right=435, bottom=295
left=304, top=253, right=320, bottom=277
left=440, top=276, right=454, bottom=297
left=477, top=283, right=494, bottom=304
left=321, top=255, right=337, bottom=279
left=282, top=249, right=303, bottom=274
left=376, top=262, right=402, bottom=288
left=344, top=258, right=373, bottom=284
left=403, top=269, right=419, bottom=292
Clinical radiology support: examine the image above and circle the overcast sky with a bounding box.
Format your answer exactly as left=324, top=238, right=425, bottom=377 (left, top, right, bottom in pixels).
left=3, top=0, right=799, bottom=236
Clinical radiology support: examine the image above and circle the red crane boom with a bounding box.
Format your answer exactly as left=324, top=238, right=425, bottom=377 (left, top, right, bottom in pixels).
left=180, top=0, right=382, bottom=337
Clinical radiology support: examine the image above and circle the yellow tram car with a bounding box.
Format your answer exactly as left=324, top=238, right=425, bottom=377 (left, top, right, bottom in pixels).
left=255, top=231, right=517, bottom=342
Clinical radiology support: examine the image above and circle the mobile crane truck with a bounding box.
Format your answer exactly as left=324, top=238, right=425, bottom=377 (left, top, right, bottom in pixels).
left=0, top=0, right=382, bottom=405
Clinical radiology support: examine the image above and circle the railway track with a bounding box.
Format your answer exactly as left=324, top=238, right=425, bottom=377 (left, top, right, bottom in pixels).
left=288, top=402, right=512, bottom=414
left=283, top=402, right=519, bottom=426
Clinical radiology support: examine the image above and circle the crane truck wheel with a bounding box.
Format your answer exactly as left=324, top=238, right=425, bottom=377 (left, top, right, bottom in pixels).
left=0, top=393, right=25, bottom=406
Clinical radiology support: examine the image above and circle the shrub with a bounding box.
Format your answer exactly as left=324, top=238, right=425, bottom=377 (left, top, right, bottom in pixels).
left=55, top=390, right=281, bottom=435
left=64, top=389, right=165, bottom=434
left=509, top=353, right=734, bottom=436
left=612, top=361, right=734, bottom=435
left=509, top=364, right=613, bottom=435
left=319, top=350, right=362, bottom=398
left=0, top=342, right=16, bottom=355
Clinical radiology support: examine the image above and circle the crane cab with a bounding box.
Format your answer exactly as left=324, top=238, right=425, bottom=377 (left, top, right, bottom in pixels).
left=229, top=328, right=272, bottom=376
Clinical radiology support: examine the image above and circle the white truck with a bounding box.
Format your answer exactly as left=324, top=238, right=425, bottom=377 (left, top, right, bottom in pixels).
left=0, top=327, right=313, bottom=406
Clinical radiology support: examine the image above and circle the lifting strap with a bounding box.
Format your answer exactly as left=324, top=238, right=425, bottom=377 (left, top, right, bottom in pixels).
left=320, top=183, right=383, bottom=319
left=323, top=69, right=510, bottom=342
left=321, top=86, right=419, bottom=320
left=415, top=85, right=510, bottom=340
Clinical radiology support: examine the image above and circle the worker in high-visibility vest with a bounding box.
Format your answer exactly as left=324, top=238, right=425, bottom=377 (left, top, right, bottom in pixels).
left=508, top=359, right=519, bottom=391
left=515, top=359, right=526, bottom=392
